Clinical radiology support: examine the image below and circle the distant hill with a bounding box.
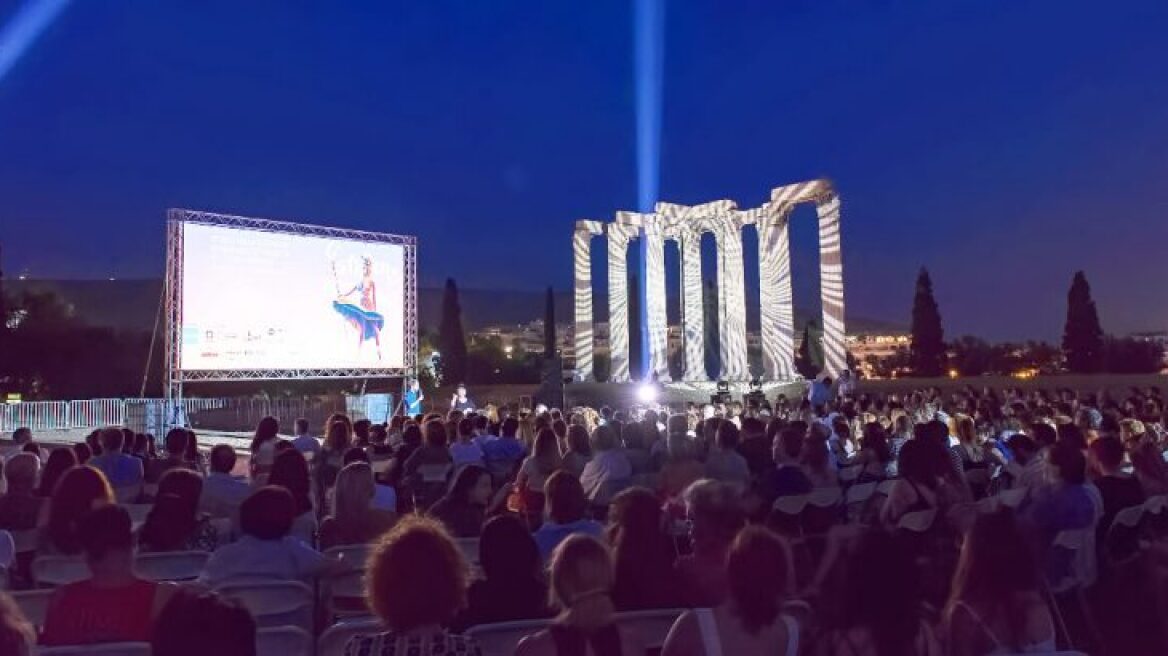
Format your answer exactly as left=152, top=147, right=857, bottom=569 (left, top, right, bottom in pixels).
left=7, top=279, right=905, bottom=335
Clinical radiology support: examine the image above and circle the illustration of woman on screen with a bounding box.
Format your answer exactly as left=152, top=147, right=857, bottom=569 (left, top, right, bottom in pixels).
left=332, top=256, right=385, bottom=361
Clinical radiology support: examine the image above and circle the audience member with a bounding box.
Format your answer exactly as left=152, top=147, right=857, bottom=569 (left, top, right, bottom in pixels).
left=0, top=591, right=35, bottom=656
left=0, top=454, right=42, bottom=532
left=705, top=421, right=751, bottom=492
left=451, top=417, right=486, bottom=468
left=38, top=447, right=77, bottom=498
left=483, top=416, right=527, bottom=482
left=429, top=464, right=492, bottom=538
left=87, top=426, right=145, bottom=502
left=200, top=444, right=250, bottom=520
left=579, top=425, right=632, bottom=505
left=561, top=424, right=592, bottom=478
left=459, top=515, right=550, bottom=629
left=663, top=526, right=799, bottom=656
left=268, top=449, right=317, bottom=544
left=41, top=465, right=114, bottom=555
left=675, top=479, right=745, bottom=607
left=199, top=486, right=329, bottom=587
left=147, top=428, right=192, bottom=484
left=248, top=416, right=281, bottom=485
left=801, top=426, right=839, bottom=489
left=41, top=505, right=177, bottom=646
left=151, top=588, right=257, bottom=656
left=346, top=516, right=480, bottom=654
left=139, top=468, right=219, bottom=552
left=319, top=462, right=395, bottom=549
left=606, top=487, right=678, bottom=610
left=516, top=534, right=646, bottom=656
left=534, top=471, right=605, bottom=560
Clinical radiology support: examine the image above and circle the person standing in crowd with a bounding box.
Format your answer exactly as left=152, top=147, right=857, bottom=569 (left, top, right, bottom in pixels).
left=344, top=516, right=481, bottom=655
left=199, top=444, right=250, bottom=520
left=663, top=526, right=800, bottom=656
left=451, top=384, right=476, bottom=412
left=41, top=505, right=177, bottom=647
left=87, top=426, right=145, bottom=502
left=291, top=417, right=321, bottom=459
left=516, top=535, right=646, bottom=656
left=404, top=378, right=425, bottom=416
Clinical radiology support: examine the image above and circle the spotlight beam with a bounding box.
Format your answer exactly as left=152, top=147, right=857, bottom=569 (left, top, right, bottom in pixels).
left=633, top=0, right=665, bottom=381
left=0, top=0, right=71, bottom=85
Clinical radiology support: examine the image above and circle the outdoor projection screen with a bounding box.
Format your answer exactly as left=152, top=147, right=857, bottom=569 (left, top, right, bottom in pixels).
left=165, top=210, right=417, bottom=382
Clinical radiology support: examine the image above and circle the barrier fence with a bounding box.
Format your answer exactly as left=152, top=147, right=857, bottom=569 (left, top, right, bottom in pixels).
left=0, top=395, right=390, bottom=436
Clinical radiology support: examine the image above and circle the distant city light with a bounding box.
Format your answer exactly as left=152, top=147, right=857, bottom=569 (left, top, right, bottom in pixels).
left=948, top=369, right=959, bottom=379
left=0, top=0, right=72, bottom=84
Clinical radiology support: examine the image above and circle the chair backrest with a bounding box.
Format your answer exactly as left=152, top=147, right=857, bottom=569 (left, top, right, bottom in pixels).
left=31, top=555, right=88, bottom=588
left=216, top=580, right=315, bottom=630
left=370, top=458, right=392, bottom=474
left=38, top=643, right=151, bottom=656
left=317, top=617, right=383, bottom=656
left=806, top=486, right=842, bottom=508
left=1110, top=503, right=1145, bottom=531
left=256, top=626, right=314, bottom=656
left=113, top=487, right=141, bottom=505
left=465, top=618, right=551, bottom=656
left=615, top=608, right=686, bottom=650
left=10, top=528, right=38, bottom=555
left=455, top=537, right=480, bottom=566
left=123, top=503, right=153, bottom=526
left=418, top=464, right=452, bottom=483
left=323, top=544, right=371, bottom=617
left=1050, top=527, right=1098, bottom=592
left=897, top=508, right=937, bottom=533
left=11, top=589, right=53, bottom=629
left=875, top=479, right=897, bottom=496
left=135, top=550, right=210, bottom=582
left=997, top=487, right=1028, bottom=509
left=845, top=481, right=877, bottom=506
left=839, top=465, right=861, bottom=484
left=773, top=494, right=808, bottom=515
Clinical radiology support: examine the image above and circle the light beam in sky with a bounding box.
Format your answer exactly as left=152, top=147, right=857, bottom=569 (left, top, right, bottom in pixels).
left=0, top=0, right=71, bottom=85
left=633, top=0, right=665, bottom=380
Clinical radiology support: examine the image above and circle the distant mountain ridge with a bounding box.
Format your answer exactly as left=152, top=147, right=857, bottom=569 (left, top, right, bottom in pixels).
left=7, top=279, right=905, bottom=335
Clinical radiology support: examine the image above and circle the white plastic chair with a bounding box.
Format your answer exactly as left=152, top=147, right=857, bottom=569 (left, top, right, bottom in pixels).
left=10, top=528, right=37, bottom=555
left=845, top=481, right=877, bottom=506
left=838, top=465, right=861, bottom=484
left=418, top=463, right=452, bottom=483
left=256, top=625, right=313, bottom=656
left=1104, top=503, right=1146, bottom=568
left=465, top=618, right=551, bottom=656
left=317, top=617, right=383, bottom=656
left=455, top=537, right=480, bottom=566
left=324, top=544, right=371, bottom=618
left=216, top=580, right=315, bottom=630
left=615, top=608, right=686, bottom=650
left=31, top=555, right=88, bottom=588
left=11, top=588, right=53, bottom=629
left=135, top=551, right=209, bottom=582
left=38, top=643, right=151, bottom=656
left=875, top=479, right=897, bottom=496
left=996, top=487, right=1028, bottom=509
left=806, top=486, right=843, bottom=508
left=897, top=508, right=937, bottom=533
left=773, top=494, right=809, bottom=515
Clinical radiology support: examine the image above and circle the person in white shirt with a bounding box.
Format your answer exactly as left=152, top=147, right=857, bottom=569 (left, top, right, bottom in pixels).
left=579, top=425, right=632, bottom=505
left=290, top=418, right=321, bottom=458
left=199, top=445, right=251, bottom=520
left=200, top=486, right=332, bottom=588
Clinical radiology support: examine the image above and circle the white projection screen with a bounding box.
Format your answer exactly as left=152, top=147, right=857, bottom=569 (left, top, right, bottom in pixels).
left=165, top=210, right=417, bottom=383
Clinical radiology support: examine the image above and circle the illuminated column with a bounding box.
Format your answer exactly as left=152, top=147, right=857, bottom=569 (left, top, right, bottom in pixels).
left=573, top=221, right=604, bottom=381
left=716, top=219, right=749, bottom=381
left=757, top=206, right=795, bottom=380
left=679, top=226, right=706, bottom=381
left=643, top=215, right=670, bottom=382
left=817, top=192, right=847, bottom=376
left=606, top=222, right=635, bottom=383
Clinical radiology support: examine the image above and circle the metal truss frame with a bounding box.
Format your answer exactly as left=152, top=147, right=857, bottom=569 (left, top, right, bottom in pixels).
left=164, top=209, right=418, bottom=412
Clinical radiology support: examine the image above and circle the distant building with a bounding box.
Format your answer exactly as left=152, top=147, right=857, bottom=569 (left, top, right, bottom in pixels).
left=846, top=333, right=911, bottom=379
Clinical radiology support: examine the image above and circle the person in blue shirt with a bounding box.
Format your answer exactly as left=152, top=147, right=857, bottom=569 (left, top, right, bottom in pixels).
left=403, top=379, right=424, bottom=416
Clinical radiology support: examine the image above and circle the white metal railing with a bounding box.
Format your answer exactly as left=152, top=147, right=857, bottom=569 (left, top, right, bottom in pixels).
left=0, top=398, right=227, bottom=433
left=68, top=399, right=125, bottom=429
left=1, top=401, right=71, bottom=432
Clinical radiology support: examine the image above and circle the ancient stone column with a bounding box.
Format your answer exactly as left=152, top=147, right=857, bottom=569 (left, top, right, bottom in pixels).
left=679, top=226, right=706, bottom=381
left=716, top=219, right=749, bottom=381
left=572, top=220, right=603, bottom=381
left=817, top=192, right=847, bottom=376
left=643, top=215, right=670, bottom=382
left=757, top=206, right=795, bottom=380
left=606, top=221, right=636, bottom=383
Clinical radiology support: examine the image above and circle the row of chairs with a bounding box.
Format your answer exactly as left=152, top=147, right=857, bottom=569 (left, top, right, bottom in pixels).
left=33, top=626, right=312, bottom=656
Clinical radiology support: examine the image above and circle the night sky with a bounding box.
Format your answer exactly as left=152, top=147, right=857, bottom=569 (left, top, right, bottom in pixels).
left=1, top=1, right=1166, bottom=341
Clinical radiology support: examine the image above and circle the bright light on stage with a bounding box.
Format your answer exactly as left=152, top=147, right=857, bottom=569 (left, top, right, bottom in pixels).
left=0, top=0, right=71, bottom=84
left=636, top=383, right=658, bottom=404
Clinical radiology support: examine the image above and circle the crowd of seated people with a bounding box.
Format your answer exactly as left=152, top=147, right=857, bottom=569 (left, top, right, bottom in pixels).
left=0, top=381, right=1165, bottom=654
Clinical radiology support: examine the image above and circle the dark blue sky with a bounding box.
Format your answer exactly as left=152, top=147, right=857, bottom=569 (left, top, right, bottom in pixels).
left=1, top=1, right=1166, bottom=341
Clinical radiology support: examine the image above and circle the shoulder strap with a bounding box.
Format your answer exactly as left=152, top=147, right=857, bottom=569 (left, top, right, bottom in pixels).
left=952, top=600, right=1002, bottom=649
left=695, top=608, right=723, bottom=656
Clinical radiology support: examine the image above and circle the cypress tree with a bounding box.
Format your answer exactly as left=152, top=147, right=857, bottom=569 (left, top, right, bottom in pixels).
left=437, top=278, right=468, bottom=385
left=1062, top=271, right=1104, bottom=373
left=910, top=267, right=946, bottom=377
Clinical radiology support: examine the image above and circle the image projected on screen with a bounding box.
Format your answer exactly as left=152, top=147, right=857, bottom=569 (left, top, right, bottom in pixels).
left=180, top=222, right=405, bottom=371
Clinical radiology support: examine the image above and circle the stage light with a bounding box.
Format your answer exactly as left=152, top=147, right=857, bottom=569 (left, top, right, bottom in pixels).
left=0, top=0, right=71, bottom=84
left=636, top=383, right=658, bottom=404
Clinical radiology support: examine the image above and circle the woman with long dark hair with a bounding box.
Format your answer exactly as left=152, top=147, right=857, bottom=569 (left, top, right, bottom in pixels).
left=268, top=449, right=316, bottom=544
left=944, top=510, right=1054, bottom=656
left=428, top=465, right=492, bottom=538
left=139, top=469, right=218, bottom=552
left=458, top=515, right=550, bottom=629
left=248, top=416, right=280, bottom=484
left=38, top=448, right=78, bottom=498
left=606, top=487, right=678, bottom=610
left=41, top=466, right=114, bottom=555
